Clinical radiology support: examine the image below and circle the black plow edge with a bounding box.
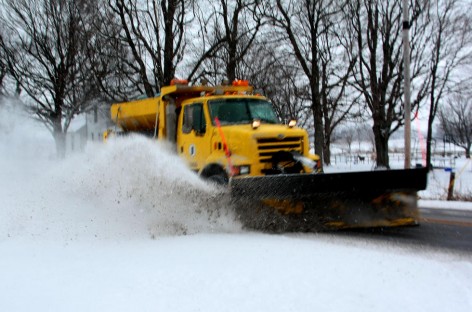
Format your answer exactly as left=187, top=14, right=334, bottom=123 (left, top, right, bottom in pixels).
left=230, top=167, right=428, bottom=200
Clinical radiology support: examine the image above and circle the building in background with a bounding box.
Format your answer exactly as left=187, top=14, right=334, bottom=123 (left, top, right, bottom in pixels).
left=65, top=103, right=112, bottom=154
left=86, top=103, right=113, bottom=143
left=65, top=121, right=87, bottom=154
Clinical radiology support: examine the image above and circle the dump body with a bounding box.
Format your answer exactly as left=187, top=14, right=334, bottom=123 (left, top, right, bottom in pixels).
left=111, top=97, right=159, bottom=132
left=108, top=81, right=428, bottom=231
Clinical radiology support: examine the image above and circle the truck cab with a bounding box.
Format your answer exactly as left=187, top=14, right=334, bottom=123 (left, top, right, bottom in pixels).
left=177, top=95, right=320, bottom=181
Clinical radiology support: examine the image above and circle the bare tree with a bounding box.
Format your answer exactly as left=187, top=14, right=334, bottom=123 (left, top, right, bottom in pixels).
left=245, top=45, right=313, bottom=127
left=106, top=0, right=192, bottom=97
left=346, top=0, right=426, bottom=168
left=354, top=122, right=375, bottom=153
left=187, top=0, right=264, bottom=83
left=0, top=33, right=6, bottom=96
left=421, top=0, right=472, bottom=167
left=0, top=54, right=5, bottom=96
left=319, top=6, right=359, bottom=164
left=183, top=1, right=226, bottom=83
left=84, top=3, right=140, bottom=102
left=0, top=0, right=98, bottom=157
left=263, top=0, right=356, bottom=165
left=439, top=93, right=472, bottom=158
left=264, top=72, right=312, bottom=128
left=339, top=126, right=356, bottom=155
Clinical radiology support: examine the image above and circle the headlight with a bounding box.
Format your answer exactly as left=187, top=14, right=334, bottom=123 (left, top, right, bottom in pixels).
left=234, top=165, right=250, bottom=175
left=239, top=165, right=250, bottom=175
left=252, top=119, right=261, bottom=129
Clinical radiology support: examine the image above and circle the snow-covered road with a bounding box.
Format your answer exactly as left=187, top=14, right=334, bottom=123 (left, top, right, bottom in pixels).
left=2, top=233, right=471, bottom=312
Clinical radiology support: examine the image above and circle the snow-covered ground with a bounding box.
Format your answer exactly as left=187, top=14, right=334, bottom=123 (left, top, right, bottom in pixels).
left=1, top=104, right=472, bottom=311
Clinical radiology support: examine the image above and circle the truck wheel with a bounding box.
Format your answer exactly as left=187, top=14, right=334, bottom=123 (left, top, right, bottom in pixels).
left=202, top=164, right=229, bottom=185
left=207, top=173, right=228, bottom=185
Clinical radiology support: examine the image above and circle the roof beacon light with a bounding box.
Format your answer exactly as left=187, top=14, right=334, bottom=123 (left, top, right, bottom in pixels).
left=170, top=78, right=188, bottom=85
left=232, top=79, right=249, bottom=87
left=288, top=119, right=297, bottom=128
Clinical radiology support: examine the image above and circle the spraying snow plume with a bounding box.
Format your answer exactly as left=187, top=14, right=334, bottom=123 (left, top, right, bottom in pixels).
left=0, top=102, right=241, bottom=241
left=61, top=136, right=242, bottom=238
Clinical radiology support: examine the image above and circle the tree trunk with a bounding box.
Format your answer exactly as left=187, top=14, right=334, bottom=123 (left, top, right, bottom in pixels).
left=312, top=89, right=324, bottom=164
left=54, top=132, right=66, bottom=159
left=162, top=0, right=176, bottom=86
left=52, top=110, right=66, bottom=158
left=323, top=139, right=331, bottom=166
left=227, top=58, right=236, bottom=82
left=53, top=120, right=66, bottom=158
left=321, top=66, right=330, bottom=166
left=227, top=36, right=238, bottom=81
left=372, top=122, right=389, bottom=168
left=426, top=116, right=434, bottom=168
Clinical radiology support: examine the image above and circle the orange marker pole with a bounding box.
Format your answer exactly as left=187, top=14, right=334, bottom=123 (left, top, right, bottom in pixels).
left=214, top=117, right=235, bottom=177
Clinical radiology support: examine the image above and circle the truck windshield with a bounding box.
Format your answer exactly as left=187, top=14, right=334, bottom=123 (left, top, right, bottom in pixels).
left=208, top=99, right=280, bottom=125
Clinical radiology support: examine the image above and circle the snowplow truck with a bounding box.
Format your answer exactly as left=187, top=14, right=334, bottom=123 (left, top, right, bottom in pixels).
left=108, top=80, right=428, bottom=232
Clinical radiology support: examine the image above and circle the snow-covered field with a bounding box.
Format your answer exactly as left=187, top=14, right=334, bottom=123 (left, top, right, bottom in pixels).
left=1, top=104, right=472, bottom=311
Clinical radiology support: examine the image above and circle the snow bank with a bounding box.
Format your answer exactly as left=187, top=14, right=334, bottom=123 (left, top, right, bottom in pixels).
left=420, top=165, right=472, bottom=201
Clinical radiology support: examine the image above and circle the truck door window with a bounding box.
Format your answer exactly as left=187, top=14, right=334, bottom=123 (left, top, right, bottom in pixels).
left=183, top=103, right=206, bottom=134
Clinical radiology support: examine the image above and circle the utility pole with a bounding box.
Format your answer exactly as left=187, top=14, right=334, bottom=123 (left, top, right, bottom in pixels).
left=402, top=0, right=412, bottom=168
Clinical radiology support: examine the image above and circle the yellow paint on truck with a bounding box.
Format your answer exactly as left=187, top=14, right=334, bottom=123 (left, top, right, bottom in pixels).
left=109, top=81, right=320, bottom=180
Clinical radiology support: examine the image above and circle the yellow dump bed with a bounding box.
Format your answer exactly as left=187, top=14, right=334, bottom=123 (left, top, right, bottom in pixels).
left=110, top=84, right=254, bottom=132
left=110, top=97, right=159, bottom=132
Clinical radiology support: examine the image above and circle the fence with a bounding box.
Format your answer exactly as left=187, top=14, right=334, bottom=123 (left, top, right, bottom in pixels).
left=329, top=153, right=458, bottom=169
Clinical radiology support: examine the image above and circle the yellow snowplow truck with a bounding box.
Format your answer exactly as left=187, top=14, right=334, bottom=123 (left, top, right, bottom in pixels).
left=108, top=80, right=428, bottom=232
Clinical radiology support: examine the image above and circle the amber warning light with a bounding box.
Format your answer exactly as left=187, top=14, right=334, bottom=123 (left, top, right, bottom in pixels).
left=232, top=79, right=249, bottom=86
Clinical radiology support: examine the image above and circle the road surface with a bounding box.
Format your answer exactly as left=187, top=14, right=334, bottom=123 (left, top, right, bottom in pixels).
left=335, top=207, right=472, bottom=255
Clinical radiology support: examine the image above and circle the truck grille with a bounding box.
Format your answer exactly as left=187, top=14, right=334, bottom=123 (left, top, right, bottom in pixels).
left=257, top=136, right=303, bottom=163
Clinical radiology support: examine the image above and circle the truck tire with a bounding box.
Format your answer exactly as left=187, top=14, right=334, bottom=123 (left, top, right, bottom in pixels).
left=207, top=173, right=228, bottom=185
left=201, top=164, right=229, bottom=185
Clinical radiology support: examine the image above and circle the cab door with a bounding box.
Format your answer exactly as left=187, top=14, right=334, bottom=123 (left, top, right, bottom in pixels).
left=177, top=102, right=212, bottom=172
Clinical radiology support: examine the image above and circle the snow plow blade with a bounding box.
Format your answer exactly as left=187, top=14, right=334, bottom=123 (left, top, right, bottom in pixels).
left=230, top=167, right=428, bottom=232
